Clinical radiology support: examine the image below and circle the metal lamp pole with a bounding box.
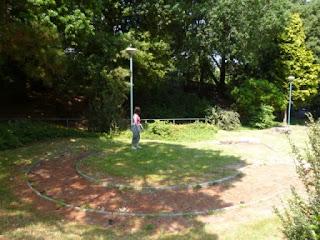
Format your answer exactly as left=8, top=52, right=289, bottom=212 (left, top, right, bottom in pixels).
left=287, top=76, right=295, bottom=126
left=125, top=46, right=137, bottom=125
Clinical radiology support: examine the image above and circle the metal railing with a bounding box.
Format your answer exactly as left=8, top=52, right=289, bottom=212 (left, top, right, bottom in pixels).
left=141, top=118, right=207, bottom=124
left=0, top=117, right=207, bottom=127
left=0, top=118, right=87, bottom=128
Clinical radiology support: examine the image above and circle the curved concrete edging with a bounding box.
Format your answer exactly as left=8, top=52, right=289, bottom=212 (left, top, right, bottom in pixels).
left=26, top=147, right=291, bottom=217
left=75, top=152, right=252, bottom=190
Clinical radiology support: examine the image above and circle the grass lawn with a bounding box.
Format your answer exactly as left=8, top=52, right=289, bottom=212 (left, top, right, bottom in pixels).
left=79, top=140, right=242, bottom=187
left=0, top=123, right=308, bottom=239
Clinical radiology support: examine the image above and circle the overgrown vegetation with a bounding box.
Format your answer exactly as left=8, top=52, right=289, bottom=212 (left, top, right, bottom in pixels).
left=275, top=115, right=320, bottom=239
left=231, top=78, right=285, bottom=126
left=249, top=105, right=276, bottom=129
left=137, top=121, right=218, bottom=142
left=0, top=121, right=95, bottom=150
left=205, top=106, right=241, bottom=130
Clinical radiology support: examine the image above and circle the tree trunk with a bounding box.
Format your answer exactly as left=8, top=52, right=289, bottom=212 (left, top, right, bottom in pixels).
left=218, top=56, right=226, bottom=97
left=283, top=108, right=287, bottom=126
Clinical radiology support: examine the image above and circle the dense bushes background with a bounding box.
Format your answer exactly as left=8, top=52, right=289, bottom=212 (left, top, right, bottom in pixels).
left=0, top=121, right=95, bottom=150
left=120, top=121, right=218, bottom=142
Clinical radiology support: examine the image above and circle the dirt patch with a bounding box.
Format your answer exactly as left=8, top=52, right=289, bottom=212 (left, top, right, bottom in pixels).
left=16, top=149, right=304, bottom=233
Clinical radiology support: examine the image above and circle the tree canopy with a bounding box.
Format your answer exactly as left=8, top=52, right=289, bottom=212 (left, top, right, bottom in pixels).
left=1, top=0, right=319, bottom=131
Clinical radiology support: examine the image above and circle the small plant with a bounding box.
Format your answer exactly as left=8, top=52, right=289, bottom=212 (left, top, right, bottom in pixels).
left=205, top=106, right=241, bottom=130
left=80, top=204, right=93, bottom=210
left=144, top=224, right=155, bottom=231
left=275, top=114, right=320, bottom=239
left=55, top=200, right=67, bottom=208
left=193, top=184, right=202, bottom=189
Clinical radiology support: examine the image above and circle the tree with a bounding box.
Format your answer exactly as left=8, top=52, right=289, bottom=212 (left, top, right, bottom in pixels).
left=289, top=0, right=320, bottom=63
left=275, top=13, right=320, bottom=109
left=201, top=0, right=289, bottom=97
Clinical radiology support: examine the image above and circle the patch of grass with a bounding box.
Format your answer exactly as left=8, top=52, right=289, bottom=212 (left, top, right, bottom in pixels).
left=80, top=140, right=242, bottom=186
left=0, top=120, right=97, bottom=150
left=144, top=224, right=155, bottom=231
left=119, top=121, right=218, bottom=142
left=0, top=125, right=307, bottom=239
left=211, top=215, right=284, bottom=240
left=80, top=204, right=92, bottom=210
left=192, top=184, right=202, bottom=189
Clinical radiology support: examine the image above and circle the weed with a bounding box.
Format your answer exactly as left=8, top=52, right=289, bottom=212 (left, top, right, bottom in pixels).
left=144, top=224, right=155, bottom=231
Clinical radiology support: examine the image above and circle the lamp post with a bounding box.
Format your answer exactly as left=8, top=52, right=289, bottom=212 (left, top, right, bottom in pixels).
left=125, top=46, right=137, bottom=125
left=287, top=76, right=295, bottom=126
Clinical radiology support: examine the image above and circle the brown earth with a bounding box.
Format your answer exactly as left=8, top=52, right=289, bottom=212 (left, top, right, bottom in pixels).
left=15, top=148, right=304, bottom=234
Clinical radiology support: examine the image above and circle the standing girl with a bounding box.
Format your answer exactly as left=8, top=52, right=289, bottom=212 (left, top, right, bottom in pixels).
left=131, top=106, right=142, bottom=149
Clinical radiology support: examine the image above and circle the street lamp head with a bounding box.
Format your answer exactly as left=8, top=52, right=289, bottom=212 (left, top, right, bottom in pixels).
left=125, top=47, right=137, bottom=55
left=288, top=76, right=295, bottom=81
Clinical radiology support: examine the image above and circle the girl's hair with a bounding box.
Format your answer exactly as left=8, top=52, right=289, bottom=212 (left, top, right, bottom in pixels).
left=134, top=106, right=140, bottom=114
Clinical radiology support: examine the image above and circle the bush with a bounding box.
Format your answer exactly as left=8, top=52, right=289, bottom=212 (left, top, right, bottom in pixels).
left=0, top=120, right=95, bottom=150
left=275, top=114, right=320, bottom=239
left=249, top=104, right=276, bottom=129
left=147, top=120, right=173, bottom=138
left=205, top=106, right=241, bottom=130
left=124, top=121, right=218, bottom=142
left=231, top=78, right=286, bottom=124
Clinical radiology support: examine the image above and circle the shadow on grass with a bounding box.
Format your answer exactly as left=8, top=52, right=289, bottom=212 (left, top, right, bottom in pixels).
left=0, top=137, right=243, bottom=239
left=80, top=140, right=246, bottom=187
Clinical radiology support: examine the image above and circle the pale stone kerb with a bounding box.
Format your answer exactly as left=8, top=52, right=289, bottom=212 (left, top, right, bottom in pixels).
left=26, top=148, right=290, bottom=217
left=76, top=152, right=250, bottom=191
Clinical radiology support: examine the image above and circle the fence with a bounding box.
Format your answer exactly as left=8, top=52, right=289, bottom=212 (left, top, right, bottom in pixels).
left=0, top=117, right=207, bottom=127
left=0, top=118, right=87, bottom=128
left=141, top=118, right=206, bottom=124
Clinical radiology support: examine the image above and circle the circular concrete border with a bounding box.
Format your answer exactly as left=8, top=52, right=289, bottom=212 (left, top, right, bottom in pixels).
left=26, top=147, right=290, bottom=217
left=75, top=152, right=249, bottom=190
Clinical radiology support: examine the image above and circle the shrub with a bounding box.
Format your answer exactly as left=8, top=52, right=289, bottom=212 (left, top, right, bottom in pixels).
left=146, top=120, right=173, bottom=138
left=127, top=121, right=217, bottom=142
left=249, top=104, right=276, bottom=129
left=205, top=106, right=241, bottom=130
left=275, top=114, right=320, bottom=239
left=231, top=78, right=286, bottom=124
left=0, top=120, right=95, bottom=150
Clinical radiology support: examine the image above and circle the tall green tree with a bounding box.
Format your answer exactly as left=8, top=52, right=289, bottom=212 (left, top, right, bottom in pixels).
left=275, top=13, right=320, bottom=108
left=200, top=0, right=289, bottom=96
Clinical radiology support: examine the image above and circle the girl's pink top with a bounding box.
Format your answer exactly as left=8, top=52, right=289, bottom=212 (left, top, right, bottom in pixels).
left=133, top=114, right=140, bottom=125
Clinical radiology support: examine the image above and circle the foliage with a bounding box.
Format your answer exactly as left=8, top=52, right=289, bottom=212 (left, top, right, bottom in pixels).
left=136, top=84, right=211, bottom=118
left=144, top=121, right=218, bottom=142
left=275, top=114, right=320, bottom=239
left=205, top=106, right=241, bottom=131
left=249, top=105, right=276, bottom=129
left=290, top=0, right=320, bottom=63
left=275, top=13, right=320, bottom=106
left=1, top=0, right=309, bottom=131
left=146, top=120, right=173, bottom=139
left=0, top=121, right=95, bottom=150
left=231, top=78, right=285, bottom=123
left=201, top=0, right=289, bottom=94
left=121, top=121, right=218, bottom=142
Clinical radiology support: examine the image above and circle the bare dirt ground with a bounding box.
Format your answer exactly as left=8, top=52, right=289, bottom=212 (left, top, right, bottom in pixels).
left=16, top=145, right=304, bottom=234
